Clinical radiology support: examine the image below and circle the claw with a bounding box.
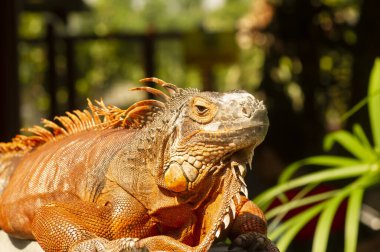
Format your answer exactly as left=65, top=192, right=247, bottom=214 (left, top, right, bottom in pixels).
left=238, top=164, right=246, bottom=177
left=232, top=165, right=237, bottom=179
left=230, top=200, right=236, bottom=219
left=238, top=175, right=247, bottom=187
left=241, top=186, right=248, bottom=198
left=215, top=226, right=222, bottom=238
left=69, top=237, right=142, bottom=252
left=222, top=213, right=230, bottom=228
left=231, top=232, right=280, bottom=252
left=234, top=193, right=242, bottom=205
left=247, top=162, right=252, bottom=170
left=231, top=161, right=238, bottom=179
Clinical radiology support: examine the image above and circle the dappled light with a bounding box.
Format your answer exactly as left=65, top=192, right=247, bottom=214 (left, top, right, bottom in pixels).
left=1, top=0, right=380, bottom=251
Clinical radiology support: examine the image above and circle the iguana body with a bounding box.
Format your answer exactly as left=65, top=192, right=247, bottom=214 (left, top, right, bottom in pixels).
left=0, top=78, right=278, bottom=252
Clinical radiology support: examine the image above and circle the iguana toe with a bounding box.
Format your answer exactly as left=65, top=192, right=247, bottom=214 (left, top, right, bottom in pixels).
left=231, top=232, right=279, bottom=252
left=69, top=237, right=141, bottom=252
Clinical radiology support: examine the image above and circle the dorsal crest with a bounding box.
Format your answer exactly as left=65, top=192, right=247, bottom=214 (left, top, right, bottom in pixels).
left=0, top=78, right=181, bottom=153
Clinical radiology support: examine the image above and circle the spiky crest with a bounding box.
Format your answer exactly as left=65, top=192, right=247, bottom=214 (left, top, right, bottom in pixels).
left=0, top=78, right=180, bottom=153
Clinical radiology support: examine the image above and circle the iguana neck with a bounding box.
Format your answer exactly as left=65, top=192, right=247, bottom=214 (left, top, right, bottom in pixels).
left=196, top=168, right=242, bottom=252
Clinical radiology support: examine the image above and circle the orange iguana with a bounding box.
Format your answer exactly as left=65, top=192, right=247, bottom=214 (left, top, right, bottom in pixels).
left=0, top=78, right=278, bottom=252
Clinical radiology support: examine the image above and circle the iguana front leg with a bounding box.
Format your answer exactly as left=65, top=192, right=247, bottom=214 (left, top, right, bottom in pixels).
left=32, top=202, right=99, bottom=251
left=68, top=237, right=141, bottom=252
left=136, top=235, right=195, bottom=251
left=229, top=197, right=279, bottom=252
left=32, top=201, right=198, bottom=252
left=31, top=196, right=157, bottom=252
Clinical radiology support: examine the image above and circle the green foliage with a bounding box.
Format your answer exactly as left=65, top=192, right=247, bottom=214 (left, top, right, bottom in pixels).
left=71, top=0, right=249, bottom=34
left=255, top=59, right=380, bottom=251
left=368, top=59, right=380, bottom=150
left=19, top=0, right=260, bottom=126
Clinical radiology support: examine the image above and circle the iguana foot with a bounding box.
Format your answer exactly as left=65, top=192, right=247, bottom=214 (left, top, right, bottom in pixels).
left=230, top=232, right=279, bottom=252
left=69, top=237, right=143, bottom=252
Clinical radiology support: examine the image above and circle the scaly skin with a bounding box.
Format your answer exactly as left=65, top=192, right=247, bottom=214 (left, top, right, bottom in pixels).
left=0, top=78, right=278, bottom=252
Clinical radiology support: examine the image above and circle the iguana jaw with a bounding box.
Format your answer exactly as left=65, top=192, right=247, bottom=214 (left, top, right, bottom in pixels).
left=163, top=122, right=265, bottom=193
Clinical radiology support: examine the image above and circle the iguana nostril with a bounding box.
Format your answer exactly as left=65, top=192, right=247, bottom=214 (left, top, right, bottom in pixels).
left=242, top=106, right=252, bottom=118
left=252, top=109, right=269, bottom=125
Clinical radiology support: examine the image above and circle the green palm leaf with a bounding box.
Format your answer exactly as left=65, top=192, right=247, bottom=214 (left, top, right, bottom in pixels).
left=368, top=58, right=380, bottom=150
left=279, top=156, right=361, bottom=183
left=344, top=188, right=364, bottom=252
left=255, top=164, right=372, bottom=210
left=259, top=59, right=380, bottom=251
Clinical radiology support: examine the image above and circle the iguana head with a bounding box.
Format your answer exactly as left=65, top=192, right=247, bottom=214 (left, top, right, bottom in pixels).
left=160, top=90, right=268, bottom=194
left=140, top=78, right=268, bottom=196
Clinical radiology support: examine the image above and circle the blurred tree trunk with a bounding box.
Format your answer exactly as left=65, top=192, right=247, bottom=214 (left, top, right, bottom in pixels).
left=350, top=0, right=380, bottom=133
left=0, top=0, right=20, bottom=142
left=261, top=0, right=323, bottom=163
left=294, top=0, right=323, bottom=156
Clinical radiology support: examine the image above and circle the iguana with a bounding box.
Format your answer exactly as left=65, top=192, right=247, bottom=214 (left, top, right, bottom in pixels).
left=0, top=78, right=278, bottom=252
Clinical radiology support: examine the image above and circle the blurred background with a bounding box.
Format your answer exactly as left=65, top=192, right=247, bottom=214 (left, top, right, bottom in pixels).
left=1, top=0, right=380, bottom=250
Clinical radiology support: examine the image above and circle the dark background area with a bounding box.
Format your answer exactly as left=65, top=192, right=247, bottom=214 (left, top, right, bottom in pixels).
left=1, top=0, right=380, bottom=250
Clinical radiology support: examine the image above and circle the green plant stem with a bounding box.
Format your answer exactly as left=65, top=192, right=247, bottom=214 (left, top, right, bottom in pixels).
left=268, top=183, right=319, bottom=232
left=368, top=58, right=380, bottom=149
left=270, top=203, right=325, bottom=251
left=266, top=189, right=337, bottom=220
left=255, top=164, right=372, bottom=210
left=344, top=188, right=364, bottom=252
left=279, top=156, right=360, bottom=184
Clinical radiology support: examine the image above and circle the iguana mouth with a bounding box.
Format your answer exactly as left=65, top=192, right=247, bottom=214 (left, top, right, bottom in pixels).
left=210, top=143, right=255, bottom=179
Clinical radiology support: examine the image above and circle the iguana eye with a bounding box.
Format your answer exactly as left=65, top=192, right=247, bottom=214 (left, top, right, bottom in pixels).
left=190, top=97, right=217, bottom=124
left=193, top=99, right=210, bottom=116
left=195, top=104, right=208, bottom=115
